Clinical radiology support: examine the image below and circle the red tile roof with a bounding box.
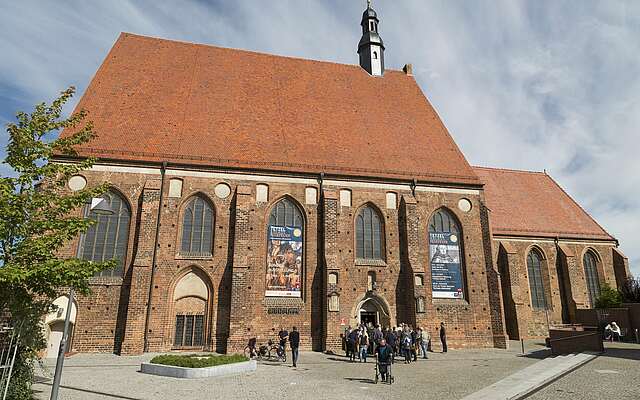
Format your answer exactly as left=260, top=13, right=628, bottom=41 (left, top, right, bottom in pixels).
left=60, top=33, right=479, bottom=186
left=474, top=166, right=614, bottom=241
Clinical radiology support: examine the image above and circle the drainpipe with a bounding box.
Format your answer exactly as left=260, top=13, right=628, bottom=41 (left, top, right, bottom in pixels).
left=318, top=172, right=325, bottom=351
left=143, top=161, right=167, bottom=353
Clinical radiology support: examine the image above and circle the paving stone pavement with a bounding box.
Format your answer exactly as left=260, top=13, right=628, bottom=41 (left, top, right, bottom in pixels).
left=526, top=342, right=640, bottom=400
left=30, top=341, right=550, bottom=400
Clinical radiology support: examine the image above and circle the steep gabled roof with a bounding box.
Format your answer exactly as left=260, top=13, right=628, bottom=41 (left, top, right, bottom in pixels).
left=474, top=166, right=614, bottom=241
left=60, top=33, right=479, bottom=186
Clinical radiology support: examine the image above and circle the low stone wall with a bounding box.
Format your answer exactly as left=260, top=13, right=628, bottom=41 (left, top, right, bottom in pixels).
left=141, top=359, right=257, bottom=379
left=548, top=327, right=603, bottom=355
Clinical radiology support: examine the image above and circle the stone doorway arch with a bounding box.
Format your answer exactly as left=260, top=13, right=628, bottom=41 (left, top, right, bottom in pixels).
left=351, top=292, right=392, bottom=328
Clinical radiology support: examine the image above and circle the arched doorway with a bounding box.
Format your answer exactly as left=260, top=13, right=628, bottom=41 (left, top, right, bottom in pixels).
left=171, top=268, right=212, bottom=349
left=44, top=295, right=78, bottom=358
left=353, top=293, right=391, bottom=328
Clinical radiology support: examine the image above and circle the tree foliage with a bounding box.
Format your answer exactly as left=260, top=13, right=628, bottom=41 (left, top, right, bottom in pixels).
left=594, top=283, right=623, bottom=309
left=0, top=87, right=113, bottom=398
left=619, top=276, right=640, bottom=303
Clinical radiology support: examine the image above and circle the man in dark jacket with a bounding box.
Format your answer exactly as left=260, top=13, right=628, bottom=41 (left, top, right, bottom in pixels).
left=289, top=326, right=300, bottom=367
left=376, top=338, right=393, bottom=383
left=384, top=329, right=397, bottom=362
left=440, top=322, right=447, bottom=353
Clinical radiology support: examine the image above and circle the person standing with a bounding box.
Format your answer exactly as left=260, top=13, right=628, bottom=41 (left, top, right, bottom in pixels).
left=440, top=322, right=448, bottom=353
left=278, top=327, right=289, bottom=359
left=419, top=327, right=429, bottom=359
left=375, top=338, right=393, bottom=383
left=359, top=332, right=369, bottom=363
left=289, top=326, right=300, bottom=367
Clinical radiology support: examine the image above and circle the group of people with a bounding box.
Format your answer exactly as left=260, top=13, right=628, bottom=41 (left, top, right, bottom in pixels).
left=343, top=322, right=448, bottom=364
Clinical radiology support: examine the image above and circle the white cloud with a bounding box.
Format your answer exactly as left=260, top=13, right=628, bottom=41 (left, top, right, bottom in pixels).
left=0, top=0, right=638, bottom=276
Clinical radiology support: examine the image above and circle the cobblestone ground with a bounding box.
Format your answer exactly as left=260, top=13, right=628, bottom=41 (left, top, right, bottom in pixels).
left=527, top=342, right=640, bottom=400
left=32, top=342, right=546, bottom=400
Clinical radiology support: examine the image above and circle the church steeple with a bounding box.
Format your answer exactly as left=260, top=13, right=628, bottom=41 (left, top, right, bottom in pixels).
left=358, top=0, right=385, bottom=76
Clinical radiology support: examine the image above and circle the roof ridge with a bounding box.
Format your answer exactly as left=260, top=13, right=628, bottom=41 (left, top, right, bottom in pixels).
left=472, top=165, right=546, bottom=175
left=543, top=174, right=615, bottom=240
left=119, top=32, right=409, bottom=76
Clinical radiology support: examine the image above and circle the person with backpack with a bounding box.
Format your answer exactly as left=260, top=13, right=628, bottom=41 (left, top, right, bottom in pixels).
left=401, top=328, right=412, bottom=364
left=359, top=332, right=369, bottom=362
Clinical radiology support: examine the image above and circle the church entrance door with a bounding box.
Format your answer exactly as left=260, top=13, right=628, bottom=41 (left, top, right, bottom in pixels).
left=360, top=311, right=377, bottom=326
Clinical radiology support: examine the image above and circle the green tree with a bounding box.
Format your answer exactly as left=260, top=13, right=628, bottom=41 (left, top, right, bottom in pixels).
left=594, top=283, right=623, bottom=309
left=0, top=87, right=113, bottom=399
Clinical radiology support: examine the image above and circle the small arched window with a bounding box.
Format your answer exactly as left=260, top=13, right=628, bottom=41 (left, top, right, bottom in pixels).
left=79, top=190, right=131, bottom=277
left=180, top=195, right=214, bottom=256
left=584, top=251, right=601, bottom=307
left=356, top=205, right=384, bottom=261
left=266, top=198, right=304, bottom=297
left=329, top=293, right=340, bottom=312
left=428, top=208, right=465, bottom=299
left=527, top=249, right=548, bottom=309
left=416, top=296, right=426, bottom=313
left=373, top=51, right=378, bottom=59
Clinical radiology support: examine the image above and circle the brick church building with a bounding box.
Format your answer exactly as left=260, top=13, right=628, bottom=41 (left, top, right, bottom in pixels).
left=46, top=4, right=630, bottom=356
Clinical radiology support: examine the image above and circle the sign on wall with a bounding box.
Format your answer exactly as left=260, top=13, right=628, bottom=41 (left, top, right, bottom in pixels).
left=429, top=232, right=464, bottom=299
left=265, top=225, right=303, bottom=297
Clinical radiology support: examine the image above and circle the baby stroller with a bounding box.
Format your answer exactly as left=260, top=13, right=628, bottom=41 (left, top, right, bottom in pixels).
left=374, top=359, right=394, bottom=384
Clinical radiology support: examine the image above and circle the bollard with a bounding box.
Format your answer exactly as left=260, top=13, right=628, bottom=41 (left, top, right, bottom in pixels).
left=635, top=328, right=639, bottom=344
left=521, top=338, right=525, bottom=354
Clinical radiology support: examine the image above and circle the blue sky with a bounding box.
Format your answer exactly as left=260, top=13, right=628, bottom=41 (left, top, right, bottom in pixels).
left=1, top=0, right=638, bottom=276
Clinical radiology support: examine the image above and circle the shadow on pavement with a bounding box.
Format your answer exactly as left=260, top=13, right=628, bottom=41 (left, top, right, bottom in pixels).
left=35, top=381, right=145, bottom=400
left=344, top=377, right=376, bottom=384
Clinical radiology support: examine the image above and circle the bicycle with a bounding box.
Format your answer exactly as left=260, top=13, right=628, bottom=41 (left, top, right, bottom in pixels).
left=268, top=339, right=287, bottom=362
left=243, top=338, right=269, bottom=361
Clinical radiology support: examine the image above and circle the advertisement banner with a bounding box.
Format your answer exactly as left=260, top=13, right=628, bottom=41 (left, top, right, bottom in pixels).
left=429, top=232, right=464, bottom=299
left=265, top=225, right=303, bottom=297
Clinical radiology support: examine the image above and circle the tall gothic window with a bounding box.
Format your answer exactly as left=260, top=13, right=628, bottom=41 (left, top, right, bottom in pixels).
left=266, top=198, right=304, bottom=297
left=79, top=190, right=131, bottom=277
left=428, top=208, right=465, bottom=299
left=583, top=250, right=601, bottom=307
left=180, top=196, right=214, bottom=256
left=527, top=249, right=548, bottom=310
left=355, top=205, right=384, bottom=260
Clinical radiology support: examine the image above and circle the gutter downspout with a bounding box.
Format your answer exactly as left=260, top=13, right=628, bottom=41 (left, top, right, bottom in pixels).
left=143, top=161, right=167, bottom=353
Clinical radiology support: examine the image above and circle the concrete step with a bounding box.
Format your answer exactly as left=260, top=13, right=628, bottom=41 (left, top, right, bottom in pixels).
left=460, top=352, right=597, bottom=400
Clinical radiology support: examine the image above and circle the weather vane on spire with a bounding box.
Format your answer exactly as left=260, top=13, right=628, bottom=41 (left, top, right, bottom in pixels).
left=367, top=0, right=372, bottom=8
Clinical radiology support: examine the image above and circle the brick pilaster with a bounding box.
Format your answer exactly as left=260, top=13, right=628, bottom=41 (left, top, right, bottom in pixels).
left=227, top=185, right=253, bottom=352
left=120, top=179, right=161, bottom=355
left=323, top=190, right=342, bottom=353
left=400, top=194, right=423, bottom=328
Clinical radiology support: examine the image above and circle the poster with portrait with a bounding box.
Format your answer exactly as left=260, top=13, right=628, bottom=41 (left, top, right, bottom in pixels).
left=429, top=232, right=464, bottom=299
left=265, top=225, right=303, bottom=297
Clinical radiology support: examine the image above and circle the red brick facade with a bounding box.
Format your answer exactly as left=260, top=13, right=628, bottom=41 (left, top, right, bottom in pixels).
left=55, top=164, right=628, bottom=355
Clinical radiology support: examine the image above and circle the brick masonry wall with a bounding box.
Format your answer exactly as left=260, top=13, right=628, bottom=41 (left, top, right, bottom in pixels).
left=495, top=238, right=620, bottom=340
left=55, top=166, right=622, bottom=355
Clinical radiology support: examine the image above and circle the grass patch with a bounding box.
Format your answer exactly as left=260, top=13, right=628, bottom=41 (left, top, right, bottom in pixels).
left=150, top=353, right=248, bottom=368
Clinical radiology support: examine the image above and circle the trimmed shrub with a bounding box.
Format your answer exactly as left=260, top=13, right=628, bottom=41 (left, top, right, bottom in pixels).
left=594, top=283, right=623, bottom=309
left=150, top=354, right=247, bottom=368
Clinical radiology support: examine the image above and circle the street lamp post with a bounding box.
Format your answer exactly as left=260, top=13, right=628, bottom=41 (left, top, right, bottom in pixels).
left=49, top=197, right=113, bottom=400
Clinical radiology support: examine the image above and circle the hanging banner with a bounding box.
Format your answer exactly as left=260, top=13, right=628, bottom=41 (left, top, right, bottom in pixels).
left=265, top=225, right=303, bottom=297
left=429, top=232, right=464, bottom=299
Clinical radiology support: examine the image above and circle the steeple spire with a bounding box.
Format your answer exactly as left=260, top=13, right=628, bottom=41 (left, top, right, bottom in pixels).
left=358, top=0, right=385, bottom=76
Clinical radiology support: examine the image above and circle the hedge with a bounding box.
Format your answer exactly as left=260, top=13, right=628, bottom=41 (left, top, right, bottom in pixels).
left=149, top=354, right=248, bottom=368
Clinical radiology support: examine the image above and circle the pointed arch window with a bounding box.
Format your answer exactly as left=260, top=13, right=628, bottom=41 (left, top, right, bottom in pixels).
left=356, top=205, right=384, bottom=261
left=266, top=198, right=304, bottom=297
left=180, top=195, right=214, bottom=257
left=79, top=190, right=131, bottom=277
left=584, top=251, right=601, bottom=307
left=527, top=249, right=548, bottom=310
left=428, top=208, right=465, bottom=299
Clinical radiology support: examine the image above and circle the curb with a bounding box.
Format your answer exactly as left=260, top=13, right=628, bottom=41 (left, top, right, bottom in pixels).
left=140, top=359, right=257, bottom=379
